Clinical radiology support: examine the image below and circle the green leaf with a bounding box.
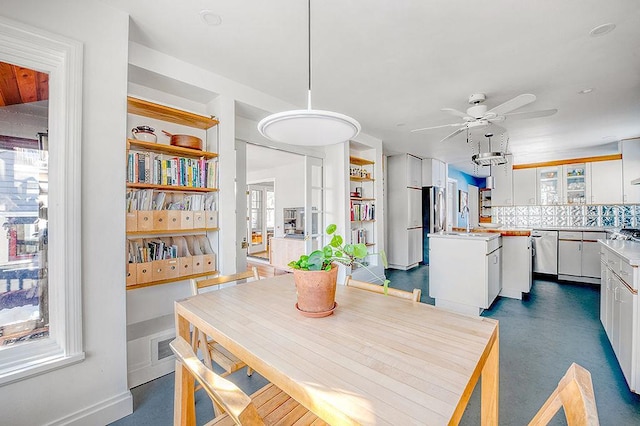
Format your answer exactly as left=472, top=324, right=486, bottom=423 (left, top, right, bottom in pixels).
left=344, top=244, right=355, bottom=256
left=383, top=279, right=390, bottom=295
left=326, top=224, right=337, bottom=235
left=353, top=244, right=368, bottom=259
left=324, top=264, right=332, bottom=271
left=307, top=250, right=325, bottom=271
left=379, top=250, right=389, bottom=268
left=330, top=235, right=343, bottom=247
left=287, top=260, right=300, bottom=269
left=323, top=245, right=333, bottom=258
left=334, top=251, right=343, bottom=258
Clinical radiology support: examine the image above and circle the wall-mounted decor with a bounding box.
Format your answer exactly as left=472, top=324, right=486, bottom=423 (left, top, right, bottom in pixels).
left=459, top=190, right=468, bottom=212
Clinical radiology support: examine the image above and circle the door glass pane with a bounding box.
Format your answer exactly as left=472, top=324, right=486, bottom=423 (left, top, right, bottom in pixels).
left=565, top=163, right=586, bottom=204
left=0, top=61, right=49, bottom=347
left=250, top=189, right=263, bottom=246
left=539, top=168, right=559, bottom=205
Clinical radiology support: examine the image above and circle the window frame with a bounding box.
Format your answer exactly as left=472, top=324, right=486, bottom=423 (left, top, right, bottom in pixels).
left=0, top=16, right=84, bottom=385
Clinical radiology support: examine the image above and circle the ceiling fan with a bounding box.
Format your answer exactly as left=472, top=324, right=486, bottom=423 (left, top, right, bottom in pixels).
left=411, top=93, right=557, bottom=142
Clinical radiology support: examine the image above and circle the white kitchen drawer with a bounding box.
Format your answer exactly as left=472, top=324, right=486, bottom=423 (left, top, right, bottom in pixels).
left=583, top=231, right=606, bottom=242
left=559, top=231, right=582, bottom=240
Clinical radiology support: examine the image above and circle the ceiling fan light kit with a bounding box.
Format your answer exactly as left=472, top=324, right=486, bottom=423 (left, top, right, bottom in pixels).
left=258, top=0, right=360, bottom=146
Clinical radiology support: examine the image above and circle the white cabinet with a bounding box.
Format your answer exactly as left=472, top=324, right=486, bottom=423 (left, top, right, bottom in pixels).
left=622, top=138, right=640, bottom=204
left=421, top=158, right=446, bottom=187
left=490, top=158, right=513, bottom=206
left=588, top=159, right=623, bottom=204
left=407, top=187, right=422, bottom=228
left=512, top=168, right=537, bottom=205
left=388, top=154, right=423, bottom=270
left=537, top=166, right=562, bottom=205
left=563, top=163, right=588, bottom=204
left=558, top=231, right=605, bottom=283
left=407, top=154, right=422, bottom=188
left=558, top=233, right=582, bottom=277
left=429, top=234, right=502, bottom=316
left=408, top=227, right=423, bottom=266
left=600, top=242, right=639, bottom=392
left=500, top=236, right=532, bottom=299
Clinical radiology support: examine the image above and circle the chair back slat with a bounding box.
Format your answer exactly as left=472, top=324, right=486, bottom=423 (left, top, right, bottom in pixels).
left=528, top=363, right=600, bottom=426
left=191, top=267, right=259, bottom=295
left=170, top=336, right=265, bottom=425
left=345, top=276, right=421, bottom=302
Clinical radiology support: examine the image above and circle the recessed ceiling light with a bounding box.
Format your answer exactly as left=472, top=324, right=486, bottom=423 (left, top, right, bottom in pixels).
left=578, top=88, right=594, bottom=95
left=199, top=10, right=222, bottom=26
left=589, top=23, right=616, bottom=37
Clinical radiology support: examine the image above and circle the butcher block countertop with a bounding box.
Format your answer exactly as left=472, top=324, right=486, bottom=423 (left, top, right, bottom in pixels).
left=453, top=227, right=532, bottom=237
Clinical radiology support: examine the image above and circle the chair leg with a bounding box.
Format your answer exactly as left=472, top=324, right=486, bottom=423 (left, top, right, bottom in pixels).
left=246, top=366, right=253, bottom=377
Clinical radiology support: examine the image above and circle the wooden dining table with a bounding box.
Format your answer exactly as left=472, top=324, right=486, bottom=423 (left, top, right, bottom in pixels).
left=174, top=274, right=499, bottom=425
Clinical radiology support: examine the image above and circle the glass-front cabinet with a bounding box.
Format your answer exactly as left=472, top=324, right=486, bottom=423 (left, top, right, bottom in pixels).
left=538, top=167, right=560, bottom=205
left=564, top=163, right=587, bottom=204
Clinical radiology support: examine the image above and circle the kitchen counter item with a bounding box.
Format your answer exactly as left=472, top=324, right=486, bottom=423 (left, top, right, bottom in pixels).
left=162, top=130, right=202, bottom=150
left=131, top=125, right=157, bottom=142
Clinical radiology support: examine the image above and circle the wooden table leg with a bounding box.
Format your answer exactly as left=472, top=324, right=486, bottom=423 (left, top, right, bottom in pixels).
left=481, top=327, right=499, bottom=425
left=174, top=312, right=195, bottom=425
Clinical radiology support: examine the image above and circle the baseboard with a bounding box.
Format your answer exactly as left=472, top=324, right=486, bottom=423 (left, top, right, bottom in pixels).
left=46, top=390, right=133, bottom=426
left=557, top=274, right=601, bottom=285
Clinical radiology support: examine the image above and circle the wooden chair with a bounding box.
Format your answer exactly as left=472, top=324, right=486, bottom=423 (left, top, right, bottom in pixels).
left=171, top=336, right=326, bottom=426
left=345, top=275, right=421, bottom=302
left=190, top=268, right=260, bottom=380
left=529, top=363, right=600, bottom=426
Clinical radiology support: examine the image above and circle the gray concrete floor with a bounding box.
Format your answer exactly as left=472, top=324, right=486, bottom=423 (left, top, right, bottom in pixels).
left=112, top=267, right=640, bottom=425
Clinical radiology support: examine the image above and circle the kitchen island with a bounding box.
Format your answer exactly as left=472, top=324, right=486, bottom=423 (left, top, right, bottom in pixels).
left=429, top=231, right=502, bottom=315
left=454, top=227, right=533, bottom=299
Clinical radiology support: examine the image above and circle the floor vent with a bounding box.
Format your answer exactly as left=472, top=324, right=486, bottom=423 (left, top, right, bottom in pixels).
left=151, top=333, right=175, bottom=364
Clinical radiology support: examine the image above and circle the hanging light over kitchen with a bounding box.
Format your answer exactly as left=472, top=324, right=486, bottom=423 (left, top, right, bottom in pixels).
left=472, top=133, right=508, bottom=166
left=257, top=0, right=360, bottom=146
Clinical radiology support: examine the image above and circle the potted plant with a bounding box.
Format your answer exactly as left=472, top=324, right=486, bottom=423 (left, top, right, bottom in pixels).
left=288, top=224, right=389, bottom=317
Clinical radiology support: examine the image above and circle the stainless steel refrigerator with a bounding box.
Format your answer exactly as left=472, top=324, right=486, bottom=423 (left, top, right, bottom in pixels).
left=422, top=186, right=446, bottom=265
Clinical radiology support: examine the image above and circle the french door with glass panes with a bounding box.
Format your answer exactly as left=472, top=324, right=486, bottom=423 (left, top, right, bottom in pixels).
left=247, top=184, right=274, bottom=255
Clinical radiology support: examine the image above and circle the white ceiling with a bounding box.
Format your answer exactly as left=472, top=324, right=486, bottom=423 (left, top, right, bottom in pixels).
left=102, top=0, right=640, bottom=176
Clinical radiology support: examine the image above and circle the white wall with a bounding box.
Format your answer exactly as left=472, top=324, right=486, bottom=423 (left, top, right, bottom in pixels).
left=0, top=1, right=132, bottom=425
left=248, top=160, right=305, bottom=238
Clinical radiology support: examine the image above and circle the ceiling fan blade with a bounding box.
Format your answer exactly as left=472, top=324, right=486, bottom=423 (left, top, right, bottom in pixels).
left=503, top=108, right=558, bottom=120
left=440, top=127, right=467, bottom=143
left=487, top=93, right=536, bottom=116
left=441, top=108, right=473, bottom=120
left=410, top=122, right=465, bottom=133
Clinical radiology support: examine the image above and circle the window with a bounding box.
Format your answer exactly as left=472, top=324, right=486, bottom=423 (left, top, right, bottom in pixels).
left=0, top=17, right=83, bottom=385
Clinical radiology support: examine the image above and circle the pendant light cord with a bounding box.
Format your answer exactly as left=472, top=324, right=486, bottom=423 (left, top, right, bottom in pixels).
left=307, top=0, right=312, bottom=109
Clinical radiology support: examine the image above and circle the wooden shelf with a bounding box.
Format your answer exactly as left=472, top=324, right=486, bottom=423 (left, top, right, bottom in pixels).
left=126, top=227, right=219, bottom=236
left=126, top=271, right=219, bottom=290
left=349, top=156, right=375, bottom=166
left=365, top=243, right=375, bottom=247
left=350, top=197, right=375, bottom=201
left=351, top=219, right=376, bottom=223
left=126, top=183, right=218, bottom=192
left=350, top=176, right=375, bottom=182
left=127, top=96, right=219, bottom=130
left=127, top=139, right=218, bottom=159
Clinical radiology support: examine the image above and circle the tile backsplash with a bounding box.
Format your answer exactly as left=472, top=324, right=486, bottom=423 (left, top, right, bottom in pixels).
left=492, top=204, right=640, bottom=228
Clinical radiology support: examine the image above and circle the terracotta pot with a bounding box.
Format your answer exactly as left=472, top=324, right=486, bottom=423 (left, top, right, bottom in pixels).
left=293, top=264, right=338, bottom=315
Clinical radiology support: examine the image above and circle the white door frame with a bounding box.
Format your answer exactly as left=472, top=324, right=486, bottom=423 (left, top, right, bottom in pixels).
left=446, top=179, right=458, bottom=231
left=468, top=184, right=479, bottom=229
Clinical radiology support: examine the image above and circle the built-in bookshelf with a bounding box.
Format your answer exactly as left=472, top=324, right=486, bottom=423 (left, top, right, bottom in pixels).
left=349, top=154, right=376, bottom=247
left=125, top=97, right=219, bottom=289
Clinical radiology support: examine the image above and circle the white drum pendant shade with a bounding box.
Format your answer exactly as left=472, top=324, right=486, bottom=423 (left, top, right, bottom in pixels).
left=258, top=109, right=361, bottom=146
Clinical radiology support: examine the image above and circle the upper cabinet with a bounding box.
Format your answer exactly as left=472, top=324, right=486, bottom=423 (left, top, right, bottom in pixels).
left=537, top=166, right=562, bottom=205
left=490, top=158, right=513, bottom=206
left=512, top=168, right=537, bottom=205
left=422, top=158, right=447, bottom=187
left=563, top=163, right=588, bottom=204
left=622, top=138, right=640, bottom=204
left=406, top=154, right=422, bottom=188
left=589, top=160, right=623, bottom=204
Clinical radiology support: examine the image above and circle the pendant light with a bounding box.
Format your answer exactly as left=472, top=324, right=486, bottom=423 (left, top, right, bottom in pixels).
left=257, top=0, right=360, bottom=146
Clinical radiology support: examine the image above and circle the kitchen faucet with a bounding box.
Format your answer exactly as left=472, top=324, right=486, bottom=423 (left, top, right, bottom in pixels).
left=463, top=205, right=470, bottom=233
